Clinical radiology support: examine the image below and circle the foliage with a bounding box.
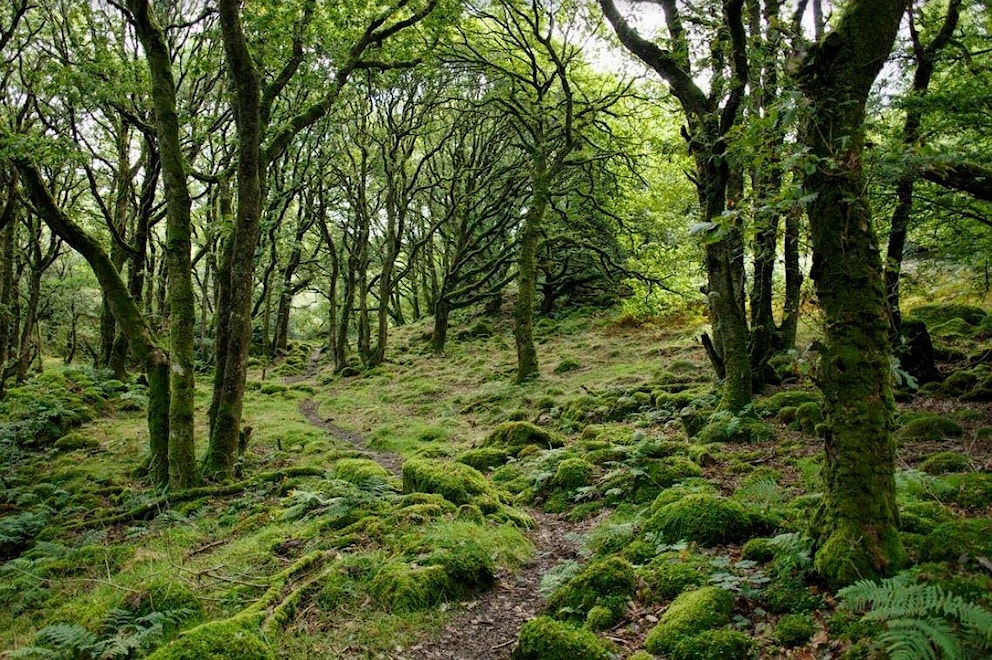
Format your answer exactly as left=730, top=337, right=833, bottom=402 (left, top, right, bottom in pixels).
left=546, top=556, right=636, bottom=624
left=838, top=572, right=992, bottom=660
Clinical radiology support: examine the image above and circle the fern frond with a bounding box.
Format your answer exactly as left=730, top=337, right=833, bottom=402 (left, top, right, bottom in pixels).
left=882, top=617, right=959, bottom=660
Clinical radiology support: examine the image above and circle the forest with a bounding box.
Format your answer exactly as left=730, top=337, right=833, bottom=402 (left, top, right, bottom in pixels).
left=0, top=0, right=991, bottom=657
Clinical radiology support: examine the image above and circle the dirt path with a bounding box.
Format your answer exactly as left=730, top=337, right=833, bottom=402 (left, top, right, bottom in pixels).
left=297, top=398, right=599, bottom=659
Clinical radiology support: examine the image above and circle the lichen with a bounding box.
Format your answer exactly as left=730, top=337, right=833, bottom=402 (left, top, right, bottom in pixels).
left=643, top=586, right=734, bottom=655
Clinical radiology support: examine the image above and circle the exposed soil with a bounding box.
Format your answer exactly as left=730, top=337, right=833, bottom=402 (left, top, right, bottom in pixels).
left=298, top=397, right=603, bottom=659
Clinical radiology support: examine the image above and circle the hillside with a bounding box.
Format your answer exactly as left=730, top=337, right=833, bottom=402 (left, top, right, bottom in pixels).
left=1, top=304, right=991, bottom=659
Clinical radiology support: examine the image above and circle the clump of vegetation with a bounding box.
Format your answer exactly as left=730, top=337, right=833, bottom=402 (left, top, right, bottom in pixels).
left=369, top=562, right=451, bottom=612
left=774, top=613, right=817, bottom=647
left=894, top=415, right=964, bottom=444
left=696, top=411, right=775, bottom=444
left=919, top=519, right=992, bottom=562
left=146, top=619, right=274, bottom=660
left=401, top=458, right=491, bottom=505
left=643, top=586, right=734, bottom=655
left=456, top=448, right=512, bottom=471
left=638, top=551, right=714, bottom=602
left=752, top=389, right=820, bottom=417
left=546, top=556, right=636, bottom=625
left=672, top=628, right=757, bottom=659
left=906, top=304, right=987, bottom=329
left=482, top=421, right=563, bottom=455
left=332, top=458, right=392, bottom=484
left=512, top=616, right=612, bottom=659
left=644, top=494, right=773, bottom=546
left=793, top=402, right=823, bottom=435
left=919, top=451, right=970, bottom=475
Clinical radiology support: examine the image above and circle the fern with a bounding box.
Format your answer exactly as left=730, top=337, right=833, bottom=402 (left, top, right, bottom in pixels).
left=838, top=572, right=992, bottom=660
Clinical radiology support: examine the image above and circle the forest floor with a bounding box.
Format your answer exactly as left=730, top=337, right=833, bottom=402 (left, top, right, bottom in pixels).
left=2, top=302, right=992, bottom=658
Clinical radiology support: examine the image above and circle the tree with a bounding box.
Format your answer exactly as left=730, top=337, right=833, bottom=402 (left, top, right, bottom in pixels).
left=797, top=0, right=909, bottom=587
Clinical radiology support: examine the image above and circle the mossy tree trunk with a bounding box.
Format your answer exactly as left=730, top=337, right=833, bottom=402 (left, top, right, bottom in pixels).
left=513, top=150, right=548, bottom=383
left=797, top=0, right=909, bottom=587
left=128, top=0, right=200, bottom=488
left=883, top=0, right=961, bottom=337
left=15, top=158, right=173, bottom=485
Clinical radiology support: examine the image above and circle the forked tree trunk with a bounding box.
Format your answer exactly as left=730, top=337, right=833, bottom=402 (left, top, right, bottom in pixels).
left=798, top=0, right=908, bottom=587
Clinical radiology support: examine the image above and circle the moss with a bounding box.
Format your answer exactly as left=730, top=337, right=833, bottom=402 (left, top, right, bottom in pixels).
left=547, top=556, right=636, bottom=622
left=456, top=318, right=495, bottom=340
left=125, top=577, right=204, bottom=626
left=794, top=402, right=823, bottom=434
left=457, top=448, right=512, bottom=471
left=761, top=574, right=823, bottom=614
left=650, top=480, right=719, bottom=512
left=672, top=629, right=757, bottom=659
left=740, top=537, right=777, bottom=563
left=919, top=451, right=969, bottom=475
left=753, top=389, right=820, bottom=417
left=776, top=406, right=798, bottom=424
left=896, top=500, right=955, bottom=535
left=53, top=432, right=101, bottom=451
left=940, top=472, right=992, bottom=509
left=427, top=539, right=495, bottom=594
left=634, top=438, right=690, bottom=459
left=146, top=619, right=273, bottom=660
left=697, top=412, right=775, bottom=444
left=601, top=455, right=702, bottom=505
left=894, top=415, right=963, bottom=444
left=512, top=616, right=612, bottom=660
left=919, top=518, right=992, bottom=562
left=774, top=613, right=817, bottom=647
left=483, top=421, right=563, bottom=454
left=643, top=587, right=734, bottom=655
left=638, top=552, right=713, bottom=602
left=369, top=562, right=450, bottom=612
left=929, top=317, right=975, bottom=339
left=259, top=383, right=288, bottom=395
left=644, top=494, right=772, bottom=546
left=585, top=605, right=615, bottom=631
left=332, top=458, right=392, bottom=484
left=401, top=458, right=490, bottom=505
left=906, top=303, right=986, bottom=328
left=680, top=407, right=715, bottom=438
left=552, top=458, right=594, bottom=490
left=940, top=369, right=979, bottom=397
left=814, top=522, right=907, bottom=590
left=554, top=357, right=583, bottom=373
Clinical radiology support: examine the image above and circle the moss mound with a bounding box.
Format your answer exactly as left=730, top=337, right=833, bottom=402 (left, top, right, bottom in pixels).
left=794, top=402, right=823, bottom=435
left=333, top=458, right=392, bottom=484
left=125, top=577, right=204, bottom=626
left=696, top=412, right=775, bottom=444
left=551, top=457, right=594, bottom=490
left=753, top=389, right=820, bottom=417
left=369, top=562, right=450, bottom=612
left=919, top=451, right=969, bottom=475
left=483, top=421, right=563, bottom=454
left=512, top=616, right=612, bottom=660
left=146, top=620, right=273, bottom=660
left=894, top=415, right=964, bottom=444
left=940, top=472, right=992, bottom=509
left=426, top=539, right=495, bottom=594
left=401, top=458, right=490, bottom=505
left=919, top=519, right=992, bottom=562
left=644, top=586, right=734, bottom=655
left=774, top=613, right=817, bottom=647
left=547, top=556, right=636, bottom=624
left=456, top=448, right=512, bottom=471
left=907, top=303, right=986, bottom=329
left=638, top=552, right=713, bottom=602
left=672, top=628, right=757, bottom=659
left=644, top=494, right=772, bottom=546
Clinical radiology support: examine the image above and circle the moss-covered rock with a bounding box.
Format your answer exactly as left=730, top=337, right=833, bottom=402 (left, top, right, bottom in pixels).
left=794, top=402, right=823, bottom=435
left=552, top=458, right=594, bottom=490
left=672, top=629, right=757, bottom=659
left=456, top=448, right=512, bottom=471
left=332, top=458, right=392, bottom=484
left=644, top=494, right=773, bottom=546
left=774, top=613, right=817, bottom=647
left=512, top=616, right=612, bottom=660
left=906, top=303, right=987, bottom=329
left=897, top=500, right=956, bottom=535
left=401, top=458, right=490, bottom=505
left=601, top=455, right=703, bottom=505
left=483, top=421, right=563, bottom=454
left=585, top=605, right=614, bottom=631
left=426, top=539, right=495, bottom=594
left=919, top=451, right=969, bottom=475
left=53, top=432, right=101, bottom=451
left=940, top=472, right=992, bottom=509
left=919, top=518, right=992, bottom=562
left=146, top=620, right=273, bottom=660
left=644, top=587, right=734, bottom=655
left=753, top=390, right=820, bottom=417
left=650, top=479, right=719, bottom=512
left=894, top=415, right=964, bottom=444
left=638, top=552, right=713, bottom=602
left=740, top=537, right=777, bottom=563
left=697, top=412, right=775, bottom=444
left=547, top=556, right=636, bottom=623
left=761, top=573, right=823, bottom=614
left=369, top=562, right=451, bottom=612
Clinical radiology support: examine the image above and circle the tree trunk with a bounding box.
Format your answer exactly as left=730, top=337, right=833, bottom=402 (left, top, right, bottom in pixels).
left=798, top=0, right=908, bottom=588
left=514, top=154, right=548, bottom=383
left=15, top=158, right=172, bottom=485
left=206, top=0, right=265, bottom=480
left=0, top=216, right=14, bottom=398
left=779, top=206, right=802, bottom=351
left=432, top=290, right=451, bottom=354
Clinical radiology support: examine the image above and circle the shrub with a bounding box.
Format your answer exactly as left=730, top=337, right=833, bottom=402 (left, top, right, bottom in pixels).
left=644, top=494, right=772, bottom=546
left=512, top=616, right=612, bottom=660
left=774, top=613, right=817, bottom=647
left=644, top=587, right=734, bottom=655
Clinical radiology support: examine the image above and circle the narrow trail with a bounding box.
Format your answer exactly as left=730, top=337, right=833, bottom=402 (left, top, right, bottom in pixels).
left=297, top=397, right=600, bottom=659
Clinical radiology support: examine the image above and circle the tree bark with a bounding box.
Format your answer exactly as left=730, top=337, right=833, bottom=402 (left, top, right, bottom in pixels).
left=14, top=158, right=172, bottom=485
left=797, top=0, right=909, bottom=587
left=513, top=151, right=548, bottom=383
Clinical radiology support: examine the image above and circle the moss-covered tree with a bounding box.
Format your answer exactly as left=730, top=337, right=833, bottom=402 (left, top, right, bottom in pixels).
left=797, top=0, right=909, bottom=587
